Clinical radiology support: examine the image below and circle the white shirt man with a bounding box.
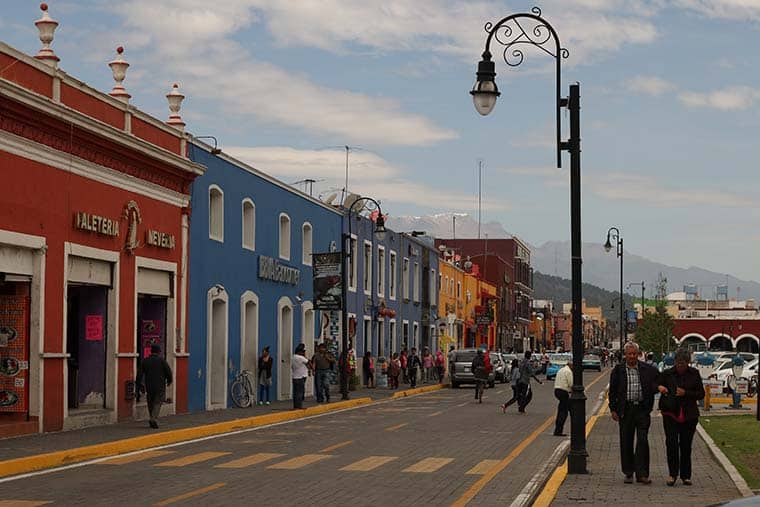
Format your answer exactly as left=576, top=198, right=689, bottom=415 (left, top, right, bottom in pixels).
left=553, top=363, right=573, bottom=436
left=291, top=346, right=310, bottom=409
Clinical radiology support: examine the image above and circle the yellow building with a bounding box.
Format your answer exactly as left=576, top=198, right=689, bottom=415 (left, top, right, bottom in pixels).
left=438, top=260, right=466, bottom=350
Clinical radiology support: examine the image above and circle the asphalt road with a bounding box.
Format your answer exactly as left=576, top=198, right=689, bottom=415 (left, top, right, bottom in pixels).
left=1, top=370, right=609, bottom=507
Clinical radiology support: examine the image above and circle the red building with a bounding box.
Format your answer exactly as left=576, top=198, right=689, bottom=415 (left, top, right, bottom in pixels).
left=673, top=319, right=760, bottom=353
left=0, top=6, right=203, bottom=436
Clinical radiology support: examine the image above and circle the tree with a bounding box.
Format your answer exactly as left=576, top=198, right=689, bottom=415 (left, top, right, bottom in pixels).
left=635, top=302, right=674, bottom=356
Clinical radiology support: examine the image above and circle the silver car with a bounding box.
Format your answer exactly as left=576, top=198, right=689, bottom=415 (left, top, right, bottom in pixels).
left=450, top=349, right=496, bottom=389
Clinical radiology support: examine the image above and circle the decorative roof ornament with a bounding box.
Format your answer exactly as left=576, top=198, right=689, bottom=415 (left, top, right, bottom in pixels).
left=108, top=46, right=131, bottom=102
left=166, top=83, right=186, bottom=131
left=34, top=3, right=59, bottom=67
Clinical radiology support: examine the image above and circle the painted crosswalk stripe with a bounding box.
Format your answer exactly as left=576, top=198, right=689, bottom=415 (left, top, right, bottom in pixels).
left=155, top=451, right=230, bottom=467
left=428, top=411, right=443, bottom=417
left=100, top=450, right=175, bottom=465
left=153, top=483, right=225, bottom=506
left=466, top=459, right=501, bottom=475
left=215, top=453, right=285, bottom=469
left=384, top=423, right=408, bottom=431
left=320, top=440, right=353, bottom=453
left=267, top=454, right=332, bottom=470
left=403, top=457, right=454, bottom=473
left=0, top=502, right=52, bottom=507
left=340, top=456, right=398, bottom=472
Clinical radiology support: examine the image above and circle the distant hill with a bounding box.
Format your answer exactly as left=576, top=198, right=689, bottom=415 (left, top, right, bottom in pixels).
left=532, top=271, right=635, bottom=324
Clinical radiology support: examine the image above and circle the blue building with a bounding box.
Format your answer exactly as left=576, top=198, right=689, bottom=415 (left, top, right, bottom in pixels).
left=187, top=142, right=341, bottom=410
left=345, top=211, right=439, bottom=382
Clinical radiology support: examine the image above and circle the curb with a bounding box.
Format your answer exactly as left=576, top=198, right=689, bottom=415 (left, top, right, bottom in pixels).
left=696, top=422, right=754, bottom=498
left=0, top=397, right=372, bottom=479
left=390, top=384, right=446, bottom=398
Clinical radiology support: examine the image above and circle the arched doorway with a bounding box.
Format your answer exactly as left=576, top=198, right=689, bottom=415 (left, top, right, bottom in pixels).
left=206, top=287, right=228, bottom=410
left=240, top=291, right=259, bottom=395
left=708, top=334, right=732, bottom=352
left=278, top=297, right=293, bottom=400
left=735, top=334, right=759, bottom=353
left=680, top=334, right=706, bottom=353
left=302, top=301, right=315, bottom=396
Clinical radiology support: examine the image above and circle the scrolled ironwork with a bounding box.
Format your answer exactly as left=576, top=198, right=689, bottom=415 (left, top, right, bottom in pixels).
left=483, top=7, right=568, bottom=68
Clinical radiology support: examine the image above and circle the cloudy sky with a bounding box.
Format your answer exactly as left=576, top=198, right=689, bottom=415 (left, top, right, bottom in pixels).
left=4, top=1, right=759, bottom=280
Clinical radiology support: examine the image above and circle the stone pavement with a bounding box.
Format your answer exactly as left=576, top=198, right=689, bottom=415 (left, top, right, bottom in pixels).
left=552, top=411, right=744, bottom=506
left=0, top=382, right=425, bottom=461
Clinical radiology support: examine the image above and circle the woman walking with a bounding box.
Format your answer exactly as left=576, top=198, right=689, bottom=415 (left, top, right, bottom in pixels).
left=657, top=348, right=705, bottom=486
left=257, top=346, right=273, bottom=405
left=502, top=359, right=520, bottom=413
left=363, top=350, right=375, bottom=388
left=389, top=352, right=401, bottom=389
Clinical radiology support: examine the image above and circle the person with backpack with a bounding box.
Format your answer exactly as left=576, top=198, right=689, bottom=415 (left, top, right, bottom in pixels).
left=502, top=358, right=521, bottom=413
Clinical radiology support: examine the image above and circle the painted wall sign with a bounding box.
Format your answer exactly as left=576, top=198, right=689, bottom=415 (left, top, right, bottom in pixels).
left=145, top=229, right=176, bottom=249
left=258, top=255, right=300, bottom=285
left=85, top=314, right=103, bottom=341
left=74, top=212, right=119, bottom=237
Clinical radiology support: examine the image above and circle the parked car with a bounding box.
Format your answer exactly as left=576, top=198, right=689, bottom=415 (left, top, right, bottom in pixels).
left=450, top=349, right=496, bottom=389
left=582, top=354, right=602, bottom=371
left=491, top=352, right=507, bottom=383
left=714, top=359, right=758, bottom=391
left=546, top=353, right=572, bottom=380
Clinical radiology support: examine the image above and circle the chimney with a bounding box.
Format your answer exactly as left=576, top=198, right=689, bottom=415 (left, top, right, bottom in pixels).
left=108, top=46, right=131, bottom=103
left=34, top=3, right=59, bottom=68
left=166, top=83, right=186, bottom=131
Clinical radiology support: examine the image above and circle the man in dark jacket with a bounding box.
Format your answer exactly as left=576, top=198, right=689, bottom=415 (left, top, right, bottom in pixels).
left=137, top=344, right=172, bottom=429
left=609, top=341, right=659, bottom=484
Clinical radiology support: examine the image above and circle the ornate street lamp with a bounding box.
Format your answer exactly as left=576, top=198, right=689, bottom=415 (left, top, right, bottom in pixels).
left=470, top=6, right=587, bottom=473
left=605, top=227, right=624, bottom=351
left=340, top=196, right=385, bottom=399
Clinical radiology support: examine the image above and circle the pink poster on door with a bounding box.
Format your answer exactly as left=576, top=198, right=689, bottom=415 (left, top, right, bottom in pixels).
left=85, top=315, right=103, bottom=341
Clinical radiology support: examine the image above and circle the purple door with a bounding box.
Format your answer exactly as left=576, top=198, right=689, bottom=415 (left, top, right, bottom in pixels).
left=66, top=285, right=108, bottom=408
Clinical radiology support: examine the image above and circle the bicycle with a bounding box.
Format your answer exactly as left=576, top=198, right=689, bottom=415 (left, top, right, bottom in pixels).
left=230, top=370, right=255, bottom=408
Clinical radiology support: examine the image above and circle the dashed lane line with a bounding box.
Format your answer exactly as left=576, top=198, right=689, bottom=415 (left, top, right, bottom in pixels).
left=466, top=459, right=501, bottom=475
left=154, top=451, right=230, bottom=467
left=214, top=452, right=285, bottom=469
left=266, top=454, right=333, bottom=470
left=319, top=440, right=353, bottom=453
left=403, top=457, right=454, bottom=473
left=340, top=456, right=398, bottom=472
left=153, top=482, right=225, bottom=506
left=99, top=450, right=175, bottom=465
left=384, top=423, right=408, bottom=431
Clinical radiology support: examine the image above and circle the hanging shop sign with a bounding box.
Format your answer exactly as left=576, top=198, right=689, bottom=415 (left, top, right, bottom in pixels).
left=74, top=211, right=119, bottom=237
left=258, top=255, right=300, bottom=285
left=312, top=252, right=342, bottom=310
left=145, top=229, right=176, bottom=249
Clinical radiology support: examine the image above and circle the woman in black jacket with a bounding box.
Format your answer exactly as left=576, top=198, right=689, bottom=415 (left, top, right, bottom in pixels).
left=657, top=348, right=705, bottom=486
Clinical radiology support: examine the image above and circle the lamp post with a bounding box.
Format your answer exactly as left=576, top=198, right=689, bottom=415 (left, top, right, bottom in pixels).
left=341, top=196, right=386, bottom=400
left=604, top=227, right=624, bottom=351
left=470, top=6, right=587, bottom=473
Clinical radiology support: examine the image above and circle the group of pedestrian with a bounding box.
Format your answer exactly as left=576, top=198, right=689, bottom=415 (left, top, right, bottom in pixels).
left=501, top=350, right=543, bottom=413
left=609, top=342, right=704, bottom=486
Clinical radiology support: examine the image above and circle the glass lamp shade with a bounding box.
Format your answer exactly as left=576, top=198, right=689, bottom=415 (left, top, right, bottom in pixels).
left=374, top=214, right=386, bottom=241
left=603, top=238, right=612, bottom=252
left=472, top=80, right=498, bottom=116
left=375, top=228, right=386, bottom=241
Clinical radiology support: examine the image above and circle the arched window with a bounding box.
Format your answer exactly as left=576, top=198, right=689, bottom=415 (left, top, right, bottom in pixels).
left=302, top=222, right=313, bottom=265
left=279, top=213, right=291, bottom=260
left=242, top=199, right=255, bottom=250
left=209, top=185, right=224, bottom=241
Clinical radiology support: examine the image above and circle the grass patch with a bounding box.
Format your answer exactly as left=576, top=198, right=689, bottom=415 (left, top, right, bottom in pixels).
left=702, top=415, right=760, bottom=489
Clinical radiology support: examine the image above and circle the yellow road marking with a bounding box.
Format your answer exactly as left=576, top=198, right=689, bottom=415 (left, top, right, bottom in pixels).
left=154, top=451, right=230, bottom=467
left=428, top=411, right=443, bottom=417
left=153, top=483, right=225, bottom=506
left=340, top=455, right=398, bottom=471
left=100, top=450, right=175, bottom=465
left=385, top=423, right=408, bottom=431
left=214, top=453, right=284, bottom=469
left=465, top=459, right=501, bottom=475
left=533, top=382, right=610, bottom=507
left=0, top=502, right=52, bottom=507
left=711, top=397, right=756, bottom=404
left=320, top=440, right=353, bottom=453
left=403, top=457, right=454, bottom=473
left=451, top=416, right=554, bottom=506
left=267, top=454, right=332, bottom=470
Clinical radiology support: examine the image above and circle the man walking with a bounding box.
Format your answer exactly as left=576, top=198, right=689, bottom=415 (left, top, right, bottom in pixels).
left=553, top=361, right=573, bottom=436
left=407, top=347, right=421, bottom=388
left=292, top=343, right=310, bottom=409
left=609, top=341, right=659, bottom=484
left=312, top=342, right=335, bottom=403
left=136, top=344, right=172, bottom=429
left=517, top=351, right=542, bottom=413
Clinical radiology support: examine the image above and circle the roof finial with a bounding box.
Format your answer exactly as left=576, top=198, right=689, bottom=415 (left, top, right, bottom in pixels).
left=34, top=3, right=60, bottom=67
left=166, top=83, right=186, bottom=131
left=108, top=46, right=131, bottom=103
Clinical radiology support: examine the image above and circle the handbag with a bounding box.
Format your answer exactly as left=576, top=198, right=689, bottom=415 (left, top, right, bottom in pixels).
left=659, top=392, right=679, bottom=413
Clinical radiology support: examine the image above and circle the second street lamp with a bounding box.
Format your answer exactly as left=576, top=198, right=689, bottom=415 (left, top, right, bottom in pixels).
left=470, top=7, right=587, bottom=473
left=340, top=196, right=386, bottom=400
left=604, top=227, right=624, bottom=351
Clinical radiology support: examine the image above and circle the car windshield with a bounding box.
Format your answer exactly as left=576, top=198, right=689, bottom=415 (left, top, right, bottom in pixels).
left=455, top=351, right=477, bottom=363
left=550, top=354, right=572, bottom=365
left=584, top=354, right=600, bottom=360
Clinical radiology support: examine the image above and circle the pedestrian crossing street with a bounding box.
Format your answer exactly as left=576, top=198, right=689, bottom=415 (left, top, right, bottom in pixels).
left=95, top=447, right=503, bottom=476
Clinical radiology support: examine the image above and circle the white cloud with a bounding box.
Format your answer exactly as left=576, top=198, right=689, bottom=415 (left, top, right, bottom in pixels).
left=224, top=146, right=510, bottom=212
left=588, top=173, right=755, bottom=208
left=627, top=75, right=675, bottom=96
left=674, top=0, right=760, bottom=22
left=678, top=85, right=760, bottom=110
